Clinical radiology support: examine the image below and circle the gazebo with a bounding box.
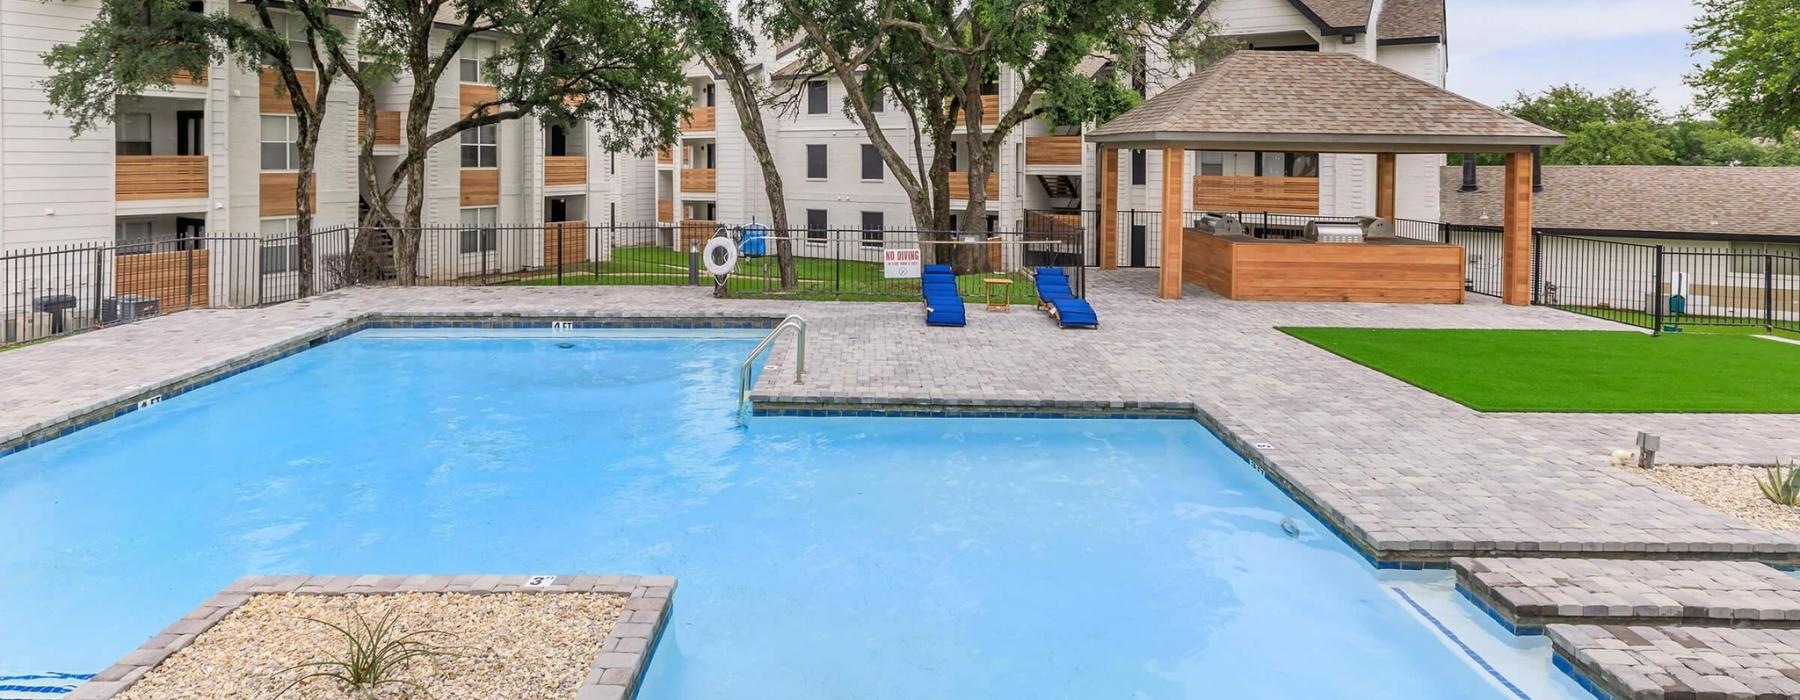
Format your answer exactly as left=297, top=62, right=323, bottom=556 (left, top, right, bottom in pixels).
left=1086, top=51, right=1564, bottom=305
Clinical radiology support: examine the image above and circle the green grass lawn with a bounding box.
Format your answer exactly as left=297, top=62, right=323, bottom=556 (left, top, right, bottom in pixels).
left=1279, top=327, right=1800, bottom=413
left=509, top=246, right=1042, bottom=303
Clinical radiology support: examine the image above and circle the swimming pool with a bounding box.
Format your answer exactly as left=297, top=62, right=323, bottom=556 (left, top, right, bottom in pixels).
left=0, top=329, right=1586, bottom=698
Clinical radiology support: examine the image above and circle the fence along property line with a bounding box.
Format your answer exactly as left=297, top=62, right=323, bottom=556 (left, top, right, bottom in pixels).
left=1532, top=233, right=1800, bottom=334
left=0, top=222, right=1085, bottom=349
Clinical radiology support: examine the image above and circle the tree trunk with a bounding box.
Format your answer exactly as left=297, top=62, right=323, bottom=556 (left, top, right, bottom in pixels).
left=295, top=130, right=317, bottom=297
left=393, top=97, right=433, bottom=285
left=711, top=52, right=796, bottom=289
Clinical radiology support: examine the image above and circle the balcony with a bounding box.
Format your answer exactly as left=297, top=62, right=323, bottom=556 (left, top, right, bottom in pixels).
left=680, top=106, right=716, bottom=132
left=657, top=199, right=673, bottom=223
left=543, top=220, right=587, bottom=267
left=358, top=110, right=402, bottom=145
left=657, top=148, right=673, bottom=166
left=680, top=167, right=716, bottom=193
left=116, top=155, right=207, bottom=201
left=545, top=156, right=586, bottom=187
left=1191, top=175, right=1319, bottom=215
left=173, top=67, right=207, bottom=85
left=952, top=94, right=1000, bottom=127
left=948, top=170, right=1000, bottom=200
left=1025, top=136, right=1081, bottom=167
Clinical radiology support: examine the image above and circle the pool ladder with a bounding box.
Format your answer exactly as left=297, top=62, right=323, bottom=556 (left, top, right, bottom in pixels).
left=738, top=315, right=806, bottom=422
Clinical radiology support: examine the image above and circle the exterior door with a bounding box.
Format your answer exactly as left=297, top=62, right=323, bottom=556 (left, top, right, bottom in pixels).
left=175, top=217, right=206, bottom=252
left=176, top=111, right=204, bottom=156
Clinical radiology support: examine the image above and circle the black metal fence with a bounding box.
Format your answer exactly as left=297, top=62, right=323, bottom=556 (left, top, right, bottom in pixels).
left=1533, top=233, right=1800, bottom=334
left=1, top=222, right=1084, bottom=349
left=1024, top=208, right=1451, bottom=270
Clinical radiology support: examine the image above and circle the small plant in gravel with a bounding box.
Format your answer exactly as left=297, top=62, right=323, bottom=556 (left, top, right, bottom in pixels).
left=276, top=608, right=456, bottom=699
left=1755, top=461, right=1800, bottom=507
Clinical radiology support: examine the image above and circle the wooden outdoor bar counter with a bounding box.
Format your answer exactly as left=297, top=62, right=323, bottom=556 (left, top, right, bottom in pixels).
left=1182, top=228, right=1466, bottom=304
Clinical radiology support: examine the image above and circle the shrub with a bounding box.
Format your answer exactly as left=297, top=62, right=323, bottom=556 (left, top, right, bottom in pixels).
left=276, top=608, right=455, bottom=698
left=1755, top=461, right=1800, bottom=506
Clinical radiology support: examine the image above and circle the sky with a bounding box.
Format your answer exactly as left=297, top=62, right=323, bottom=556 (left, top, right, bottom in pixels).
left=1445, top=0, right=1706, bottom=115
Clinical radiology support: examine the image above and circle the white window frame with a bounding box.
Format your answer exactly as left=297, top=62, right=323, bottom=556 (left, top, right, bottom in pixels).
left=260, top=115, right=300, bottom=171
left=461, top=124, right=498, bottom=168
left=459, top=38, right=495, bottom=84
left=805, top=209, right=828, bottom=245
left=259, top=217, right=300, bottom=274
left=860, top=211, right=884, bottom=249
left=459, top=206, right=498, bottom=254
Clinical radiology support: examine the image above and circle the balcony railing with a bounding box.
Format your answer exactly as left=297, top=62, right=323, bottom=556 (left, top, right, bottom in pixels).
left=173, top=67, right=207, bottom=85
left=948, top=170, right=1000, bottom=200
left=679, top=219, right=716, bottom=247
left=358, top=110, right=402, bottom=145
left=680, top=167, right=717, bottom=193
left=657, top=148, right=673, bottom=165
left=543, top=219, right=587, bottom=267
left=681, top=106, right=717, bottom=132
left=657, top=200, right=673, bottom=223
left=952, top=94, right=1000, bottom=127
left=1192, top=175, right=1319, bottom=215
left=116, top=155, right=207, bottom=200
left=1025, top=135, right=1081, bottom=166
left=545, top=155, right=586, bottom=186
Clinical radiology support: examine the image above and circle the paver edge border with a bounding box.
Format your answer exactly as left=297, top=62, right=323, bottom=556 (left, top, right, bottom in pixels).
left=70, top=573, right=675, bottom=700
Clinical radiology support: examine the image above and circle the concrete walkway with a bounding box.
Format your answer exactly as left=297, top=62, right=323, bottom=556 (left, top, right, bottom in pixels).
left=2, top=272, right=1797, bottom=567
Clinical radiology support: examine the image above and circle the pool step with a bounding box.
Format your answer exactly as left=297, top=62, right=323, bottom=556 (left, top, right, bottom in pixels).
left=1454, top=557, right=1800, bottom=634
left=1548, top=623, right=1800, bottom=700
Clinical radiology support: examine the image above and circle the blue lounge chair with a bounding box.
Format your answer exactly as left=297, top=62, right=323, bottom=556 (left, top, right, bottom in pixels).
left=921, top=271, right=966, bottom=327
left=1033, top=269, right=1098, bottom=329
left=924, top=264, right=954, bottom=276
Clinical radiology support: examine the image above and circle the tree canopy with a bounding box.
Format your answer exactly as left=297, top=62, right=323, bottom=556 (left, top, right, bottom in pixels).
left=1687, top=0, right=1800, bottom=142
left=1475, top=83, right=1800, bottom=167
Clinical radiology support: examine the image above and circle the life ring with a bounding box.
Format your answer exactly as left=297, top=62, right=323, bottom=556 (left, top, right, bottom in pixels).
left=703, top=236, right=739, bottom=276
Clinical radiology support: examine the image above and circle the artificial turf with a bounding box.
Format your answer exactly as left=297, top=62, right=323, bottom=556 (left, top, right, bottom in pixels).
left=1278, top=327, right=1800, bottom=413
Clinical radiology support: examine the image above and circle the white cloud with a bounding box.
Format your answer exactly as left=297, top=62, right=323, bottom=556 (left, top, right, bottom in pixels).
left=1448, top=0, right=1700, bottom=58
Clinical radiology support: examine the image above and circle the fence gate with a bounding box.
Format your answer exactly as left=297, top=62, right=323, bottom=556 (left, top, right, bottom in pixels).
left=1444, top=224, right=1504, bottom=298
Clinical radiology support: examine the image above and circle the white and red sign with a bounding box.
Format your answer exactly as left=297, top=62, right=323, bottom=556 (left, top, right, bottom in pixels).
left=883, top=248, right=921, bottom=279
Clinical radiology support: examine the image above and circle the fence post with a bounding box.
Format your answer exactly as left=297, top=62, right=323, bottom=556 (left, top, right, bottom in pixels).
left=1651, top=244, right=1665, bottom=336
left=688, top=239, right=699, bottom=286
left=342, top=227, right=351, bottom=288
left=1766, top=254, right=1776, bottom=333
left=91, top=246, right=104, bottom=325
left=1531, top=231, right=1544, bottom=304
left=185, top=245, right=196, bottom=310
left=556, top=223, right=565, bottom=286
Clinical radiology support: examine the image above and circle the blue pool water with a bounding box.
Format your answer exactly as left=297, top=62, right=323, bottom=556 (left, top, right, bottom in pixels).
left=0, top=330, right=1567, bottom=698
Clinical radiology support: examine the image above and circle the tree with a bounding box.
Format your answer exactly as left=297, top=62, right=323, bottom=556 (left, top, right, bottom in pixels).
left=316, top=0, right=689, bottom=283
left=1688, top=0, right=1800, bottom=141
left=1501, top=85, right=1663, bottom=135
left=1544, top=120, right=1674, bottom=165
left=659, top=0, right=798, bottom=289
left=46, top=0, right=347, bottom=295
left=746, top=0, right=1225, bottom=243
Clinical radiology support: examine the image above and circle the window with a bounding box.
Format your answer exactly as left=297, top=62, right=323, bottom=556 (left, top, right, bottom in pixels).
left=869, top=90, right=884, bottom=113
left=460, top=124, right=497, bottom=168
left=805, top=209, right=828, bottom=244
left=860, top=144, right=882, bottom=181
left=860, top=211, right=883, bottom=248
left=806, top=144, right=827, bottom=179
left=115, top=113, right=151, bottom=156
left=459, top=207, right=497, bottom=253
left=459, top=38, right=495, bottom=83
left=259, top=217, right=299, bottom=273
left=116, top=220, right=154, bottom=254
left=1130, top=149, right=1146, bottom=185
left=278, top=14, right=314, bottom=70
left=703, top=83, right=716, bottom=107
left=1199, top=151, right=1225, bottom=177
left=806, top=80, right=828, bottom=114
left=1287, top=153, right=1319, bottom=178
left=260, top=115, right=300, bottom=171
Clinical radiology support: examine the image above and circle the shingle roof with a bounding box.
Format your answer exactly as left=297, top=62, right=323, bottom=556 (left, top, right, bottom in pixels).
left=1086, top=51, right=1563, bottom=153
left=1288, top=0, right=1372, bottom=33
left=1440, top=165, right=1800, bottom=238
left=1377, top=0, right=1444, bottom=43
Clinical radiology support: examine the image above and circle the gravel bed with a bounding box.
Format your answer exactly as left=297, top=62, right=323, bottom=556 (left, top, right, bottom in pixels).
left=118, top=591, right=626, bottom=699
left=1628, top=464, right=1800, bottom=531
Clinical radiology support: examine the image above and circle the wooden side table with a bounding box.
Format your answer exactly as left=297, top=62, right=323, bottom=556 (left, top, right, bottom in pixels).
left=983, top=277, right=1014, bottom=311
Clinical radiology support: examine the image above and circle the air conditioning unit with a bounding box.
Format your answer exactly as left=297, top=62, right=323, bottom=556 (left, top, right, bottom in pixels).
left=102, top=294, right=161, bottom=324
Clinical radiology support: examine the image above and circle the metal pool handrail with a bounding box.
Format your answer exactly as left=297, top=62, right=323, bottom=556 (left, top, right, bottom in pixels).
left=739, top=315, right=806, bottom=421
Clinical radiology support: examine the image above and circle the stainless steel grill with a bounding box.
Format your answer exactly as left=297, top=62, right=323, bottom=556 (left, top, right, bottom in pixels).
left=1305, top=221, right=1365, bottom=243
left=1191, top=212, right=1245, bottom=236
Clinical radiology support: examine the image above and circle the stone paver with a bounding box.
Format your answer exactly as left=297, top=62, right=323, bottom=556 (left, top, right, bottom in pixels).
left=1455, top=558, right=1800, bottom=632
left=2, top=274, right=1798, bottom=565
left=1548, top=623, right=1800, bottom=700
left=70, top=573, right=674, bottom=700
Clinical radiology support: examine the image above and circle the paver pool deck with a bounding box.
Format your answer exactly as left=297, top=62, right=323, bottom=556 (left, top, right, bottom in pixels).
left=9, top=270, right=1800, bottom=699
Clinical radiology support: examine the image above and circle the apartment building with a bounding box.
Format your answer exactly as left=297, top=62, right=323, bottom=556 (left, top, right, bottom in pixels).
left=606, top=0, right=1449, bottom=266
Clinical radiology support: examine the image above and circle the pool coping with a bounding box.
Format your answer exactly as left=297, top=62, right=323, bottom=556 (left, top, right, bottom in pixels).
left=69, top=573, right=675, bottom=700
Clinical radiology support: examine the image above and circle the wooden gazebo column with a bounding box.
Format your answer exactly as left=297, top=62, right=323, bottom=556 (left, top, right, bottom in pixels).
left=1502, top=150, right=1534, bottom=305
left=1097, top=147, right=1118, bottom=270
left=1375, top=153, right=1396, bottom=221
left=1158, top=148, right=1185, bottom=299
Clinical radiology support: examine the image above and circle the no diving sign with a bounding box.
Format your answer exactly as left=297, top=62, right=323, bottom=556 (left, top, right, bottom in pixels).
left=883, top=248, right=921, bottom=278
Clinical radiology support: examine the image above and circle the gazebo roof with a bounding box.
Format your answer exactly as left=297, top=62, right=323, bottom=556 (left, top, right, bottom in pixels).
left=1086, top=51, right=1563, bottom=153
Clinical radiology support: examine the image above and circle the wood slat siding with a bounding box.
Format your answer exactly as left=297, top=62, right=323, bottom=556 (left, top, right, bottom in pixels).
left=1159, top=149, right=1185, bottom=299
left=948, top=171, right=1000, bottom=200
left=1024, top=211, right=1083, bottom=234
left=543, top=220, right=588, bottom=267
left=1098, top=147, right=1119, bottom=270
left=656, top=148, right=673, bottom=165
left=358, top=110, right=402, bottom=145
left=1025, top=136, right=1082, bottom=166
left=952, top=94, right=1000, bottom=126
left=545, top=156, right=586, bottom=186
left=460, top=169, right=499, bottom=207
left=259, top=68, right=318, bottom=114
left=1182, top=229, right=1465, bottom=303
left=656, top=200, right=673, bottom=223
left=680, top=168, right=716, bottom=193
left=460, top=84, right=498, bottom=117
left=116, top=156, right=207, bottom=200
left=115, top=250, right=210, bottom=312
left=1191, top=175, right=1319, bottom=214
left=681, top=106, right=716, bottom=132
left=259, top=173, right=317, bottom=217
left=679, top=220, right=716, bottom=248
left=174, top=67, right=207, bottom=85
